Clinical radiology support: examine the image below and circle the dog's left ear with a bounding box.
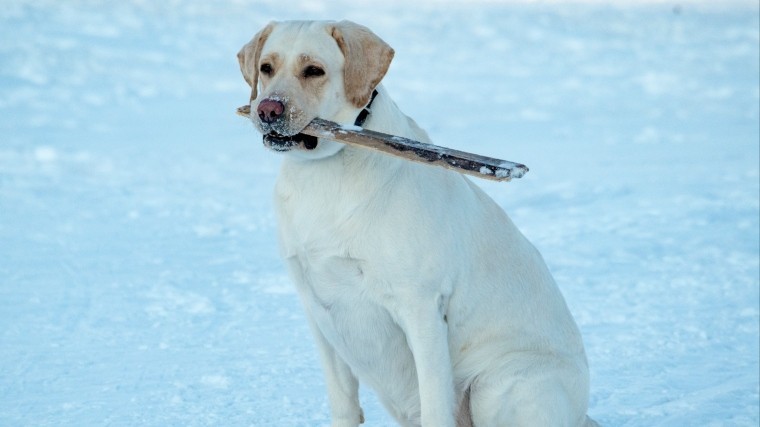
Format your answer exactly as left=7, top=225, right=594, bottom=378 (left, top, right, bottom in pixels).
left=330, top=20, right=394, bottom=108
left=238, top=22, right=275, bottom=102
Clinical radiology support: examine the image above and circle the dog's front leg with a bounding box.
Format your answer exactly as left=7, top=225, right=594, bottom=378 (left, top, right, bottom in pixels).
left=391, top=291, right=456, bottom=427
left=285, top=256, right=364, bottom=426
left=305, top=315, right=364, bottom=427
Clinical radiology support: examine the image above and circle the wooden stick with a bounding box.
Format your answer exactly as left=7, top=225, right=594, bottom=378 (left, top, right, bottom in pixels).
left=237, top=105, right=528, bottom=182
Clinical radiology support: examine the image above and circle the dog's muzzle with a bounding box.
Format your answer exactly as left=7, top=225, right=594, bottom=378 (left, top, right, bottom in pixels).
left=256, top=97, right=318, bottom=152
left=263, top=132, right=319, bottom=152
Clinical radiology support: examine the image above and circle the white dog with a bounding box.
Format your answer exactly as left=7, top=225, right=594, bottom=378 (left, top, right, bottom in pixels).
left=238, top=20, right=598, bottom=427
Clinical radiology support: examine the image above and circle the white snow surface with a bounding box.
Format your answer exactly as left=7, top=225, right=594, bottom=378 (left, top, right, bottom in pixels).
left=1, top=1, right=758, bottom=426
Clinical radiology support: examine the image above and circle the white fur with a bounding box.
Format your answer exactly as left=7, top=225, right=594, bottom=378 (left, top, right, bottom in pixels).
left=242, top=20, right=597, bottom=427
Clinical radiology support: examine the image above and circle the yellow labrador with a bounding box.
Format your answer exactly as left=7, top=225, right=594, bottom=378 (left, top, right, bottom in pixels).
left=238, top=20, right=598, bottom=427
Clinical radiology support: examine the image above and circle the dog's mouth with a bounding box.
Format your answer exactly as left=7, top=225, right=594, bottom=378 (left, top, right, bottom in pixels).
left=263, top=131, right=319, bottom=152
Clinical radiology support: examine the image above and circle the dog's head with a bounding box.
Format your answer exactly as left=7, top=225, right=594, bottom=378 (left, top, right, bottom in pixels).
left=238, top=20, right=394, bottom=159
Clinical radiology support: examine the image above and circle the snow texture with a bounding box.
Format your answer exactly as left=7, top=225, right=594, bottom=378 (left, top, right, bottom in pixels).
left=1, top=1, right=758, bottom=426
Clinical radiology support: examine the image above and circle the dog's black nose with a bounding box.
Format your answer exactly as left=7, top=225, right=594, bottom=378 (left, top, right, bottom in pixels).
left=257, top=99, right=285, bottom=123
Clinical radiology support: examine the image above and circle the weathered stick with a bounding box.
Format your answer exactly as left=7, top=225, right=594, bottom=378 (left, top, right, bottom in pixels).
left=237, top=105, right=528, bottom=182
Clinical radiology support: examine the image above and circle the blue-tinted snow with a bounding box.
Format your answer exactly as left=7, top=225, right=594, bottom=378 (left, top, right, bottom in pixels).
left=1, top=1, right=758, bottom=426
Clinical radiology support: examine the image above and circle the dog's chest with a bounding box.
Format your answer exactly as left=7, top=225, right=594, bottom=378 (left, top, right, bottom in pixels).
left=276, top=186, right=420, bottom=398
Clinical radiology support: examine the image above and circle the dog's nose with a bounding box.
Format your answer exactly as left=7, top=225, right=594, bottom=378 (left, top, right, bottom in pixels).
left=257, top=99, right=285, bottom=123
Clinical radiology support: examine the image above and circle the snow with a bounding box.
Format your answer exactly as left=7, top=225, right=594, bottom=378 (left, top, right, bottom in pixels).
left=479, top=166, right=494, bottom=175
left=495, top=168, right=511, bottom=179
left=1, top=1, right=758, bottom=426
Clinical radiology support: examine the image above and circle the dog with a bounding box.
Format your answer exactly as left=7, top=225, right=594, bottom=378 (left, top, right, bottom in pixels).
left=238, top=20, right=598, bottom=427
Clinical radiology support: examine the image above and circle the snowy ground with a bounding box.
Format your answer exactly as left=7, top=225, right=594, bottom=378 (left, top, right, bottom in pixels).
left=1, top=1, right=758, bottom=426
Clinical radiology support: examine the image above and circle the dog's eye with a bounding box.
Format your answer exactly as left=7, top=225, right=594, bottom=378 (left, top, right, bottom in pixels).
left=260, top=63, right=273, bottom=76
left=303, top=65, right=325, bottom=78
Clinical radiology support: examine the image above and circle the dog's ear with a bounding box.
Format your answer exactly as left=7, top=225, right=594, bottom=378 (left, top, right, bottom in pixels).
left=238, top=22, right=275, bottom=102
left=330, top=20, right=394, bottom=108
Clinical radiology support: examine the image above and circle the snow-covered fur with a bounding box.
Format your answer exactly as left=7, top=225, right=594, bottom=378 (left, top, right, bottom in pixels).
left=238, top=20, right=597, bottom=427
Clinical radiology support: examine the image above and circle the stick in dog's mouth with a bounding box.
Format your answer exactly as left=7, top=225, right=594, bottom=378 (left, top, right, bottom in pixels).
left=237, top=104, right=529, bottom=182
